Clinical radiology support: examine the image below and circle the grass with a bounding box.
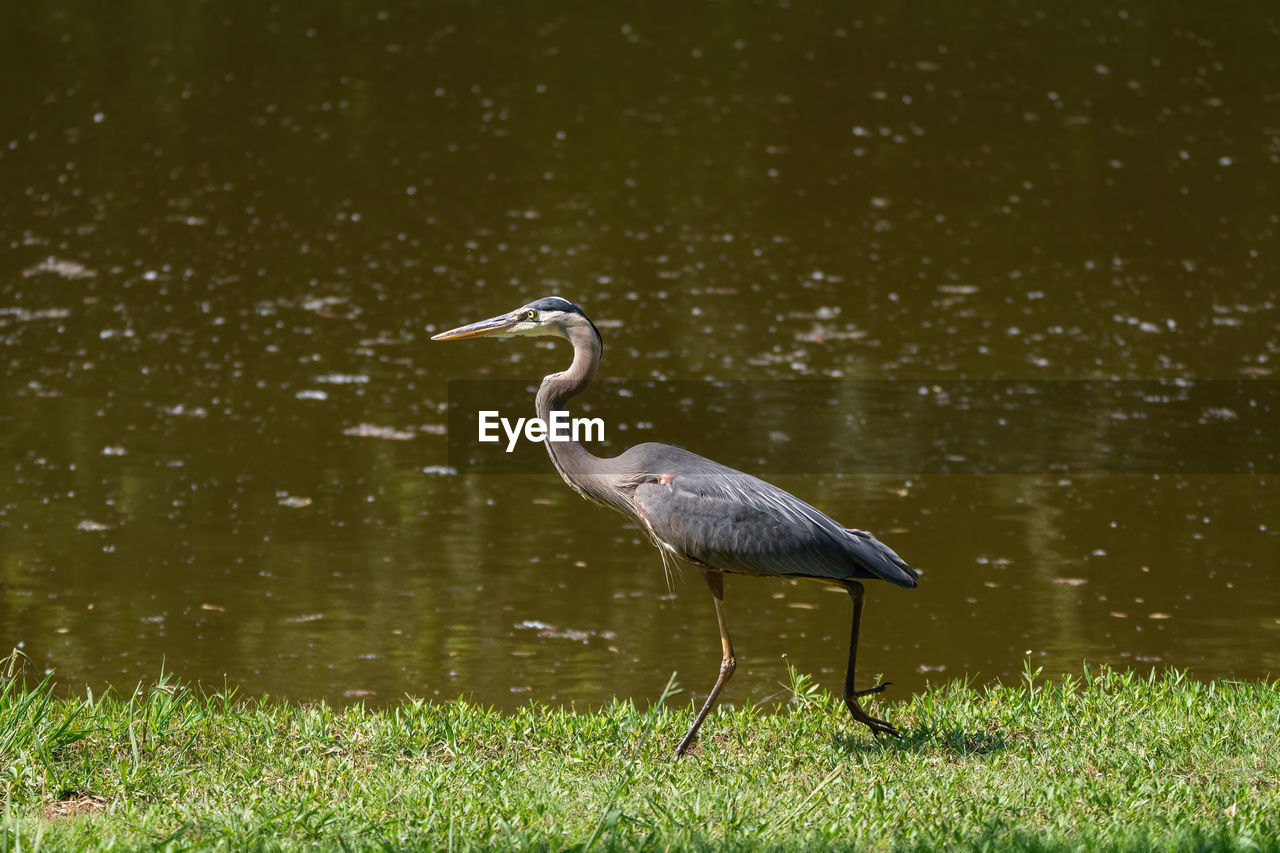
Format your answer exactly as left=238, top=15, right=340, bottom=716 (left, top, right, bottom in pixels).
left=1, top=654, right=1277, bottom=852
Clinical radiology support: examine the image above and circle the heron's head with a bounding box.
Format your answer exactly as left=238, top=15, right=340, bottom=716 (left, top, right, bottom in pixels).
left=431, top=296, right=601, bottom=346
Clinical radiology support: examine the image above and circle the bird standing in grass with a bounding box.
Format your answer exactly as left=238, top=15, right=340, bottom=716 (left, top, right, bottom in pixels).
left=433, top=297, right=919, bottom=756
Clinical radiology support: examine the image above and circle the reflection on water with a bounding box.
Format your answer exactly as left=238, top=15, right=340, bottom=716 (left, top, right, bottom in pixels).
left=2, top=1, right=1277, bottom=708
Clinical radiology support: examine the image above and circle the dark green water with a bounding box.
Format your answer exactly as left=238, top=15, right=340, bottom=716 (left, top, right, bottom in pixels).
left=2, top=2, right=1277, bottom=710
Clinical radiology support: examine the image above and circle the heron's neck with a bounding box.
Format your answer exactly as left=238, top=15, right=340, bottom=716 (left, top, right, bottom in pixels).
left=536, top=321, right=607, bottom=504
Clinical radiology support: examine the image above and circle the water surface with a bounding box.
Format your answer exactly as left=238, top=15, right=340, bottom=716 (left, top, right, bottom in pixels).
left=2, top=1, right=1277, bottom=710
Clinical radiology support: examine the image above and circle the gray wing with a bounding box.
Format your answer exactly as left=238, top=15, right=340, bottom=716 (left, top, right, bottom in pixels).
left=631, top=470, right=918, bottom=588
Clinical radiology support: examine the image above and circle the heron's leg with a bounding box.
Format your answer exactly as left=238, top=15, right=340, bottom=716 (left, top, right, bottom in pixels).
left=674, top=569, right=736, bottom=758
left=840, top=580, right=900, bottom=737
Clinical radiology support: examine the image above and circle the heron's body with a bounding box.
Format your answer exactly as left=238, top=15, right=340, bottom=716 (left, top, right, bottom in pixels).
left=567, top=441, right=917, bottom=588
left=434, top=296, right=918, bottom=755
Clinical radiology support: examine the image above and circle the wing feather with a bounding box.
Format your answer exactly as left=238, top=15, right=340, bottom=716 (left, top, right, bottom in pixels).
left=632, top=470, right=917, bottom=587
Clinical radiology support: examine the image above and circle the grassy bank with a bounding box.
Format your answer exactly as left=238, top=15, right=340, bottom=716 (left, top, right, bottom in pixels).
left=2, top=662, right=1277, bottom=851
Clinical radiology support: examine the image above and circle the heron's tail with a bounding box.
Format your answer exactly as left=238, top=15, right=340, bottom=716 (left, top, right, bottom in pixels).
left=844, top=528, right=920, bottom=589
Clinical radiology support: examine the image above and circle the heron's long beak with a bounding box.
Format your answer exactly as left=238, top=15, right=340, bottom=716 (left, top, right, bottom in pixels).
left=430, top=312, right=518, bottom=341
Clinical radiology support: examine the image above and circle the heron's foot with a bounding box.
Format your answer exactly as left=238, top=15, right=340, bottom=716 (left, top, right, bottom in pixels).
left=851, top=680, right=892, bottom=699
left=844, top=696, right=900, bottom=738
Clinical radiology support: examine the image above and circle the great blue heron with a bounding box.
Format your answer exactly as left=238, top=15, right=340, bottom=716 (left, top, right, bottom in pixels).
left=433, top=296, right=919, bottom=756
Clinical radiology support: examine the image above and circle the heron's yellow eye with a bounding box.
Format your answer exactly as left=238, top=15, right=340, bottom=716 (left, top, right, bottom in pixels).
left=526, top=310, right=536, bottom=320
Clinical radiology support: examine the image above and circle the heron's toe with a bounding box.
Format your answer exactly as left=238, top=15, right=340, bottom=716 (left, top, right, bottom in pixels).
left=845, top=697, right=901, bottom=738
left=851, top=680, right=892, bottom=698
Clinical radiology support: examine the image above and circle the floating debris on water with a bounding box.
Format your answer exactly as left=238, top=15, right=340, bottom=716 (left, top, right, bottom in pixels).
left=160, top=404, right=208, bottom=418
left=344, top=423, right=415, bottom=440
left=316, top=373, right=370, bottom=385
left=515, top=620, right=616, bottom=643
left=1199, top=407, right=1238, bottom=423
left=23, top=257, right=97, bottom=279
left=1, top=307, right=72, bottom=322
